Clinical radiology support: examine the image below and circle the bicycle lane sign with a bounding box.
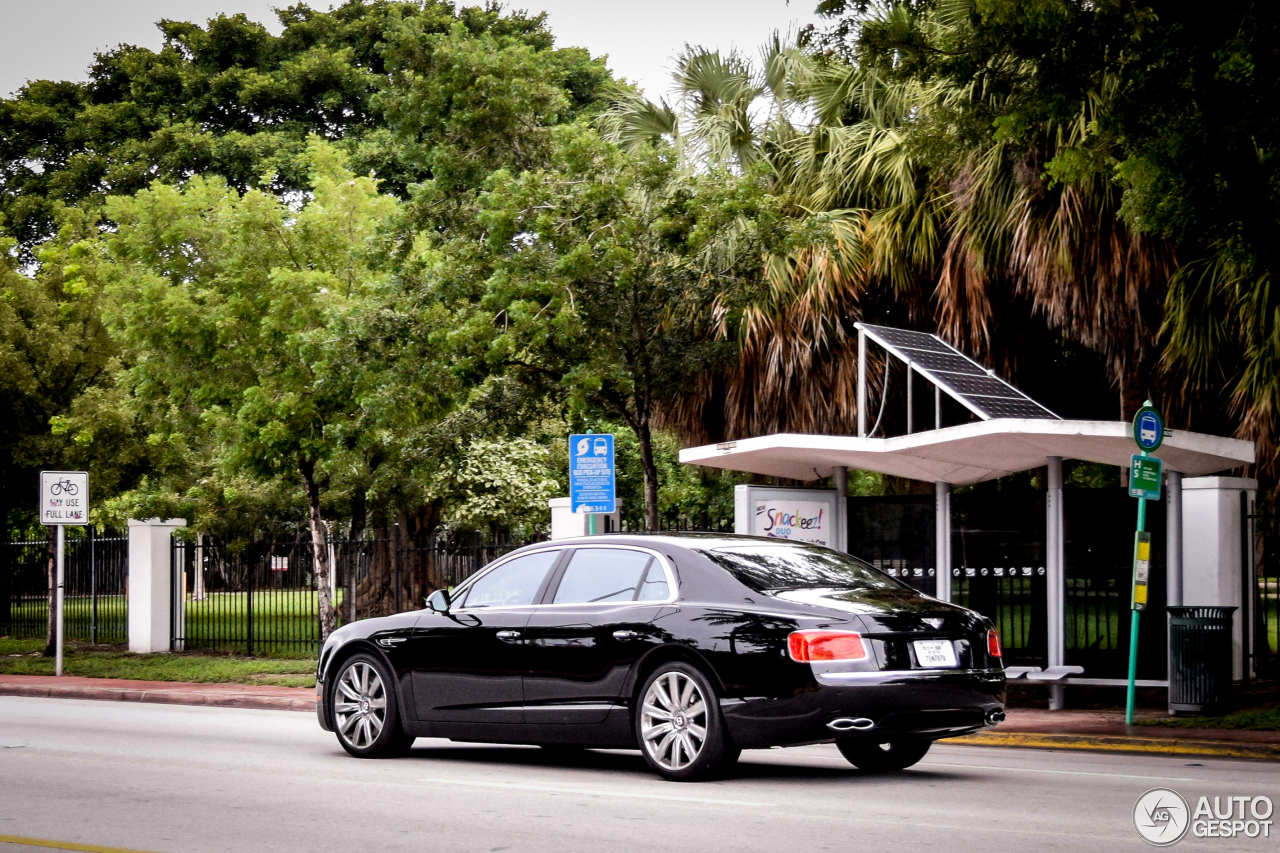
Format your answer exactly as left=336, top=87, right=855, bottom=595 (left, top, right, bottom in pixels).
left=41, top=470, right=89, bottom=526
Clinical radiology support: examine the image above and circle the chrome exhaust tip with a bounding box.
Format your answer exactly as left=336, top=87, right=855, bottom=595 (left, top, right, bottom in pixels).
left=827, top=717, right=876, bottom=732
left=986, top=709, right=1006, bottom=725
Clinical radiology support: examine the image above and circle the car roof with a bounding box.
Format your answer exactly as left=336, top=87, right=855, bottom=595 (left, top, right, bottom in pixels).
left=530, top=532, right=782, bottom=550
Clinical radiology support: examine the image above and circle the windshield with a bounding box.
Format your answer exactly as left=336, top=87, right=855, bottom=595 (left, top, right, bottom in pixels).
left=697, top=544, right=907, bottom=594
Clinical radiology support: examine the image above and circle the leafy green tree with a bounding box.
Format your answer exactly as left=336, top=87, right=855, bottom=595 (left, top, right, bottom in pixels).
left=817, top=0, right=1280, bottom=468
left=451, top=125, right=801, bottom=528
left=0, top=212, right=149, bottom=650
left=101, top=139, right=398, bottom=639
left=0, top=1, right=608, bottom=255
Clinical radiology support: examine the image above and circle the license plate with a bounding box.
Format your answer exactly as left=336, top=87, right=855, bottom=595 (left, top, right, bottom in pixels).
left=913, top=639, right=958, bottom=668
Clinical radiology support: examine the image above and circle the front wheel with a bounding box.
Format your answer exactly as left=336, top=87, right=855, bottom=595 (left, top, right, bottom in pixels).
left=636, top=662, right=733, bottom=782
left=332, top=653, right=414, bottom=758
left=836, top=738, right=932, bottom=772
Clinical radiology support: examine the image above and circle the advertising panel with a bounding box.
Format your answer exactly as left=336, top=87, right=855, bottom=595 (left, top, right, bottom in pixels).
left=734, top=486, right=838, bottom=547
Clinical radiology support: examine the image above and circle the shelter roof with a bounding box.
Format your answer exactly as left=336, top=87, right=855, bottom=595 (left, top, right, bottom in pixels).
left=679, top=419, right=1254, bottom=485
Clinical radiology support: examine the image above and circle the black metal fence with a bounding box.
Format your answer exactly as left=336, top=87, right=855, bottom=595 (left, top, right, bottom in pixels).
left=171, top=531, right=544, bottom=655
left=1063, top=490, right=1167, bottom=680
left=1254, top=511, right=1279, bottom=678
left=848, top=488, right=1171, bottom=676
left=1, top=530, right=128, bottom=644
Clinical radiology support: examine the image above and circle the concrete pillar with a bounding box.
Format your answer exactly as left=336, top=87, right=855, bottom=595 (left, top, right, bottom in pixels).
left=935, top=481, right=951, bottom=602
left=1166, top=470, right=1183, bottom=691
left=1182, top=477, right=1256, bottom=681
left=127, top=518, right=186, bottom=654
left=833, top=466, right=849, bottom=553
left=1167, top=471, right=1183, bottom=608
left=1045, top=457, right=1065, bottom=709
left=548, top=498, right=622, bottom=540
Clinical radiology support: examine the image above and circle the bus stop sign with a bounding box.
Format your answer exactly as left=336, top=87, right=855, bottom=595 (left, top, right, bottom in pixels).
left=1132, top=405, right=1164, bottom=452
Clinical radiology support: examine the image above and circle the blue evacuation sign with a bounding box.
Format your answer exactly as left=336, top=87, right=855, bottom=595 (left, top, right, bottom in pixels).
left=569, top=433, right=616, bottom=514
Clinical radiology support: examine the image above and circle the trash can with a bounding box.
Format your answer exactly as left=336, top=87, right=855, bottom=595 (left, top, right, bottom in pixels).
left=1167, top=606, right=1236, bottom=714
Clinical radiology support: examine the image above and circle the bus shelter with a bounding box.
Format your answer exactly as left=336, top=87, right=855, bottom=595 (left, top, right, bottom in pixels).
left=679, top=325, right=1256, bottom=707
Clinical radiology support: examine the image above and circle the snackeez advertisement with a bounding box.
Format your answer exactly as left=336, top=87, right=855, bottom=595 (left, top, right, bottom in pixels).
left=753, top=500, right=831, bottom=546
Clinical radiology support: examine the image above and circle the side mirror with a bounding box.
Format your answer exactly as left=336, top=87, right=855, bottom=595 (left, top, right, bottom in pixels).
left=426, top=588, right=452, bottom=614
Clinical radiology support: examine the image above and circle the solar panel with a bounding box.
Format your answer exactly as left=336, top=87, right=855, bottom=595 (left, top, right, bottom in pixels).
left=857, top=322, right=1060, bottom=421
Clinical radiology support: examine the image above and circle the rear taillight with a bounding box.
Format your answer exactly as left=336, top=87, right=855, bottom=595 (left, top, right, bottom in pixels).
left=987, top=628, right=1002, bottom=658
left=788, top=630, right=868, bottom=662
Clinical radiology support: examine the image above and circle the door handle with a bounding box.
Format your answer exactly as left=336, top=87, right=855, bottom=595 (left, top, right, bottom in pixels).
left=496, top=630, right=523, bottom=643
left=612, top=630, right=640, bottom=642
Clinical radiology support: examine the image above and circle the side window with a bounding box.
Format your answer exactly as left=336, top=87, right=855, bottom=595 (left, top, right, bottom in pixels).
left=553, top=548, right=657, bottom=604
left=462, top=550, right=560, bottom=608
left=636, top=561, right=670, bottom=601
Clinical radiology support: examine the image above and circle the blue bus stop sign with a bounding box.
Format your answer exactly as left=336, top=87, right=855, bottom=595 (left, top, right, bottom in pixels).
left=1132, top=405, right=1164, bottom=452
left=569, top=433, right=616, bottom=514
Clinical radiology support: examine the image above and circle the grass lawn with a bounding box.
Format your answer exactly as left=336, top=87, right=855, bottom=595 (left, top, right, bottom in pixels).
left=0, top=637, right=316, bottom=687
left=8, top=595, right=128, bottom=643
left=1137, top=707, right=1280, bottom=732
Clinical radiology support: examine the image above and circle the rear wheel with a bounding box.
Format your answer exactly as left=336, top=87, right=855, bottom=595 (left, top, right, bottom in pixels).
left=332, top=653, right=414, bottom=758
left=836, top=738, right=932, bottom=772
left=636, top=662, right=733, bottom=782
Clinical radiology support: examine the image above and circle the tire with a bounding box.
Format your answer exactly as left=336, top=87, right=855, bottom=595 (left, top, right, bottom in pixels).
left=331, top=653, right=415, bottom=758
left=636, top=662, right=733, bottom=782
left=836, top=738, right=932, bottom=772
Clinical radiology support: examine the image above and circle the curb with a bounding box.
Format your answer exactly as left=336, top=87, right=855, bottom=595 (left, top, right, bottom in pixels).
left=955, top=730, right=1280, bottom=762
left=0, top=682, right=314, bottom=713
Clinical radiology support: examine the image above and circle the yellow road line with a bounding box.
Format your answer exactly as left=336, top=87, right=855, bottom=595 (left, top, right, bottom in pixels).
left=0, top=835, right=167, bottom=853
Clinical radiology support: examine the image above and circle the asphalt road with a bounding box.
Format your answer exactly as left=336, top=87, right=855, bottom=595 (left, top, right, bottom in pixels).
left=2, top=697, right=1278, bottom=853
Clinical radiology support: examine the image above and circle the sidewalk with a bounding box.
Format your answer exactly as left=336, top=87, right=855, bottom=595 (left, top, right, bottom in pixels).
left=956, top=707, right=1280, bottom=761
left=2, top=674, right=1276, bottom=761
left=0, top=674, right=314, bottom=713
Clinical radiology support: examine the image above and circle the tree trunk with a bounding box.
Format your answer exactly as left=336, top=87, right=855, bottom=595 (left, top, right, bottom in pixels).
left=1119, top=372, right=1146, bottom=422
left=43, top=527, right=55, bottom=657
left=355, top=501, right=443, bottom=618
left=300, top=460, right=335, bottom=642
left=400, top=501, right=444, bottom=598
left=636, top=416, right=660, bottom=532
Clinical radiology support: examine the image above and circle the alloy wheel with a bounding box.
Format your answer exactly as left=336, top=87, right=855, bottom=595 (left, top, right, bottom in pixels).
left=334, top=660, right=387, bottom=750
left=640, top=670, right=709, bottom=771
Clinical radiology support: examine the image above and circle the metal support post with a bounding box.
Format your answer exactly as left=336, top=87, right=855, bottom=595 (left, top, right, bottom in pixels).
left=906, top=363, right=914, bottom=434
left=833, top=466, right=848, bottom=553
left=90, top=525, right=97, bottom=645
left=857, top=329, right=867, bottom=438
left=55, top=524, right=65, bottom=676
left=935, top=384, right=942, bottom=430
left=935, top=481, right=951, bottom=602
left=393, top=522, right=403, bottom=613
left=1046, top=457, right=1065, bottom=710
left=1126, top=464, right=1148, bottom=726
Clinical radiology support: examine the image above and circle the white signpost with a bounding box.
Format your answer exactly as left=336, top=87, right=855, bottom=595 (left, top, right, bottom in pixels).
left=40, top=470, right=89, bottom=677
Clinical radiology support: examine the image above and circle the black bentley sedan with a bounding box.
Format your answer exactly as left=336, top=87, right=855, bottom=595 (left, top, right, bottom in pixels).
left=315, top=534, right=1005, bottom=781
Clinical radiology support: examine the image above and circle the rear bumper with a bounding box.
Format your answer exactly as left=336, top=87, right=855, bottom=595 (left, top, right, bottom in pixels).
left=721, top=667, right=1005, bottom=749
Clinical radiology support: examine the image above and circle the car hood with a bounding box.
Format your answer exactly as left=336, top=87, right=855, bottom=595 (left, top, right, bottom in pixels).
left=769, top=587, right=985, bottom=635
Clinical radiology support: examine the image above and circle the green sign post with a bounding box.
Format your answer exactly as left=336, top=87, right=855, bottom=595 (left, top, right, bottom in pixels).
left=1126, top=401, right=1164, bottom=726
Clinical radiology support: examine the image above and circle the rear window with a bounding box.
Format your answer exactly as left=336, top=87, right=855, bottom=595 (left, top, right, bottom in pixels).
left=696, top=544, right=905, bottom=593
